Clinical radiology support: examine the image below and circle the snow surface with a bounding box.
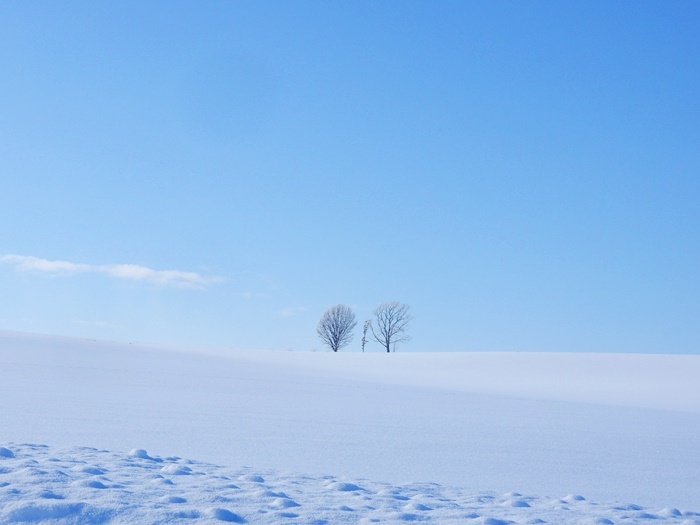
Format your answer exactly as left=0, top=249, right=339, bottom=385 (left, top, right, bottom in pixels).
left=2, top=443, right=699, bottom=525
left=1, top=330, right=700, bottom=523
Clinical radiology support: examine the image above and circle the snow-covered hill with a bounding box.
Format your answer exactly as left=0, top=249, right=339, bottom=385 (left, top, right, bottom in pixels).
left=1, top=331, right=699, bottom=523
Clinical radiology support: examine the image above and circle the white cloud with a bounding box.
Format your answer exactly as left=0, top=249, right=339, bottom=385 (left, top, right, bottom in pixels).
left=1, top=254, right=221, bottom=289
left=99, top=264, right=221, bottom=288
left=279, top=306, right=307, bottom=318
left=0, top=254, right=91, bottom=274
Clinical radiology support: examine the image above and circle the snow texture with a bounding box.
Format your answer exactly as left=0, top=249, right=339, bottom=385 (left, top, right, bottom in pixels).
left=1, top=330, right=700, bottom=523
left=2, top=443, right=699, bottom=524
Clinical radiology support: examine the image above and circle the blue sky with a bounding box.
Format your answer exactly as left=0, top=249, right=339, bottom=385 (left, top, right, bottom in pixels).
left=1, top=1, right=698, bottom=353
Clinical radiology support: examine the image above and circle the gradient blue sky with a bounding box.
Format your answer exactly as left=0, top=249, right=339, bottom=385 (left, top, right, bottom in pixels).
left=1, top=1, right=698, bottom=353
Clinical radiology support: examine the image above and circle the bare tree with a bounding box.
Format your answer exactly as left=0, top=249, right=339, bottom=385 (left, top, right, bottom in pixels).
left=317, top=304, right=357, bottom=352
left=361, top=320, right=371, bottom=352
left=370, top=302, right=412, bottom=353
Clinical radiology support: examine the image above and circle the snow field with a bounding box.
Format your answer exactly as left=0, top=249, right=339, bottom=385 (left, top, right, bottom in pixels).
left=2, top=443, right=699, bottom=525
left=1, top=330, right=700, bottom=519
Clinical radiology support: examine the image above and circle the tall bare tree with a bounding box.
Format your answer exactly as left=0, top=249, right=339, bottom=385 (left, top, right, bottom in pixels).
left=370, top=302, right=412, bottom=353
left=317, top=304, right=357, bottom=352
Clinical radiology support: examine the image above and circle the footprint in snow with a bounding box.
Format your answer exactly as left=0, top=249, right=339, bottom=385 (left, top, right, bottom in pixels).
left=391, top=511, right=420, bottom=521
left=169, top=509, right=201, bottom=519
left=151, top=477, right=175, bottom=485
left=506, top=499, right=531, bottom=508
left=404, top=501, right=432, bottom=511
left=82, top=480, right=109, bottom=489
left=72, top=465, right=106, bottom=475
left=161, top=496, right=187, bottom=504
left=237, top=474, right=265, bottom=483
left=0, top=447, right=15, bottom=458
left=482, top=518, right=513, bottom=525
left=378, top=489, right=410, bottom=501
left=327, top=481, right=364, bottom=492
left=208, top=507, right=246, bottom=522
left=39, top=489, right=65, bottom=500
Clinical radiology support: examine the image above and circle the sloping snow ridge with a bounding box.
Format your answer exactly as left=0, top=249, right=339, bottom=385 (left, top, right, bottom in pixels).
left=1, top=443, right=699, bottom=524
left=2, top=330, right=700, bottom=523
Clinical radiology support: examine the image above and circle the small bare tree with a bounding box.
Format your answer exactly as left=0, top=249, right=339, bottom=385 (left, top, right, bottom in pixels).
left=361, top=320, right=371, bottom=352
left=317, top=304, right=357, bottom=352
left=370, top=302, right=412, bottom=353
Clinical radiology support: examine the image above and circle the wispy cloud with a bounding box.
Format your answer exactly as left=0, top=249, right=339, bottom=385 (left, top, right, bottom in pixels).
left=0, top=254, right=222, bottom=289
left=278, top=306, right=307, bottom=318
left=0, top=254, right=90, bottom=274
left=99, top=264, right=221, bottom=288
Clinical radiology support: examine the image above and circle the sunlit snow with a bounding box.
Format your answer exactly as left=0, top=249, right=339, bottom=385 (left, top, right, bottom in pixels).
left=1, top=331, right=699, bottom=523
